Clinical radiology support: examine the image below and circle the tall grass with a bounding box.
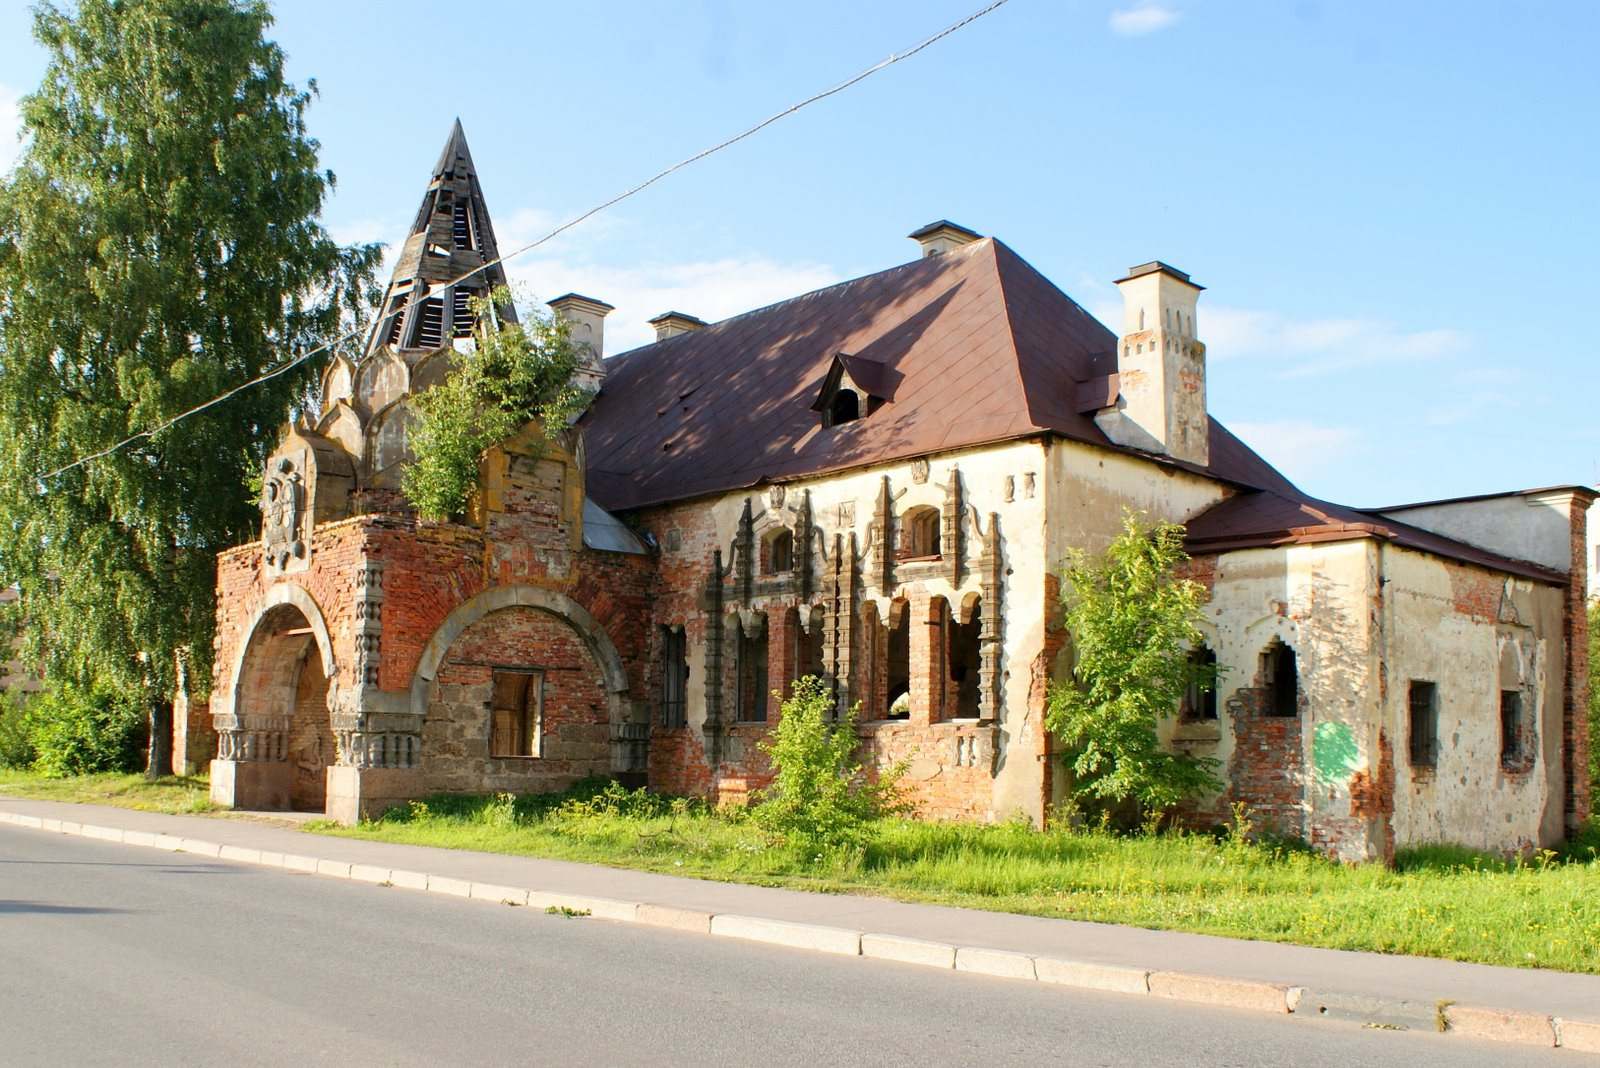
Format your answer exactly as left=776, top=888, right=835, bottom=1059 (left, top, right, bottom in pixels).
left=323, top=780, right=1600, bottom=974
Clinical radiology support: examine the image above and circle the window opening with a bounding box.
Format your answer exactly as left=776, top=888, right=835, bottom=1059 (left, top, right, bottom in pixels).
left=1182, top=647, right=1218, bottom=721
left=764, top=529, right=794, bottom=574
left=1408, top=680, right=1438, bottom=767
left=451, top=288, right=475, bottom=339
left=452, top=199, right=472, bottom=249
left=947, top=597, right=981, bottom=719
left=414, top=297, right=445, bottom=349
left=490, top=669, right=543, bottom=758
left=1500, top=690, right=1524, bottom=767
left=1262, top=641, right=1298, bottom=717
left=901, top=507, right=940, bottom=560
left=385, top=292, right=410, bottom=345
left=827, top=389, right=860, bottom=427
left=886, top=600, right=910, bottom=719
left=660, top=627, right=688, bottom=729
left=736, top=615, right=769, bottom=722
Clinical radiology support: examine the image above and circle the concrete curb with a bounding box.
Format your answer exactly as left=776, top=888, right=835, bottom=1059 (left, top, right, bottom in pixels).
left=5, top=808, right=1597, bottom=1055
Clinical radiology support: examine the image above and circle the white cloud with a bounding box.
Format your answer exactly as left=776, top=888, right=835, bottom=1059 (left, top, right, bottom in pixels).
left=1109, top=6, right=1180, bottom=36
left=0, top=84, right=27, bottom=174
left=505, top=252, right=841, bottom=354
left=1227, top=419, right=1367, bottom=486
left=1203, top=305, right=1470, bottom=377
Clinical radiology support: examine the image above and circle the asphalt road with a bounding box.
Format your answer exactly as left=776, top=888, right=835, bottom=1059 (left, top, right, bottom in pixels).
left=0, top=826, right=1577, bottom=1067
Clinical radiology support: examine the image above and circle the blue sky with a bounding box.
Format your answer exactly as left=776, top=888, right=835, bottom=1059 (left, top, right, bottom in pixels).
left=1, top=1, right=1595, bottom=509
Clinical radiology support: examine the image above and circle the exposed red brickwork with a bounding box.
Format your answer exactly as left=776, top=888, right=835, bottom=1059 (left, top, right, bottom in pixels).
left=1227, top=685, right=1306, bottom=837
left=1347, top=728, right=1396, bottom=863
left=425, top=604, right=611, bottom=793
left=1445, top=562, right=1501, bottom=621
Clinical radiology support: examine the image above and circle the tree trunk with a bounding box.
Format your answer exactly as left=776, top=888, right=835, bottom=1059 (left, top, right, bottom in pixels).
left=146, top=697, right=174, bottom=780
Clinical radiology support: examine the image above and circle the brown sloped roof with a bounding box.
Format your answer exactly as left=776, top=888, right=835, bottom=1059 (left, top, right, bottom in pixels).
left=1183, top=490, right=1567, bottom=585
left=581, top=238, right=1294, bottom=511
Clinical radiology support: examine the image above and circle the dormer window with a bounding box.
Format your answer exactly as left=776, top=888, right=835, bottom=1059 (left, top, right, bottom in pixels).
left=812, top=352, right=891, bottom=429
left=828, top=389, right=861, bottom=427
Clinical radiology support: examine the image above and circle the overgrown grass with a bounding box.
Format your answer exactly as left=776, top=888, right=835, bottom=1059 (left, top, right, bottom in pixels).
left=315, top=779, right=1600, bottom=974
left=9, top=771, right=1597, bottom=973
left=0, top=768, right=217, bottom=814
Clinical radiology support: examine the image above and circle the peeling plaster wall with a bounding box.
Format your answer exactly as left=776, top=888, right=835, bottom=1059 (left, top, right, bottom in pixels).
left=1194, top=542, right=1383, bottom=861
left=1379, top=547, right=1566, bottom=852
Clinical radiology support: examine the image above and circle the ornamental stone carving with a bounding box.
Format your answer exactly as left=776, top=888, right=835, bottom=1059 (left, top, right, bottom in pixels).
left=261, top=455, right=307, bottom=572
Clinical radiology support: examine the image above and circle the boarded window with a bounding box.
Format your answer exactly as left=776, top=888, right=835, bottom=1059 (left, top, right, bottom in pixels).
left=1408, top=680, right=1438, bottom=767
left=902, top=507, right=940, bottom=560
left=490, top=670, right=542, bottom=758
left=660, top=627, right=688, bottom=729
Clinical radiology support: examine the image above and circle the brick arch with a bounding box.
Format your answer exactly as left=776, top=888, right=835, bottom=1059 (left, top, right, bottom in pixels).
left=220, top=582, right=337, bottom=719
left=410, top=583, right=629, bottom=712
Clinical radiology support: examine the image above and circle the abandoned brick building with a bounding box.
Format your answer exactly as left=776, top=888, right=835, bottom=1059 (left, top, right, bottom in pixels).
left=201, top=124, right=1592, bottom=861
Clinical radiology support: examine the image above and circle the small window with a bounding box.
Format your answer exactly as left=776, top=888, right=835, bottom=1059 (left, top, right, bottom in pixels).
left=736, top=615, right=769, bottom=723
left=827, top=389, right=861, bottom=427
left=661, top=627, right=688, bottom=729
left=764, top=529, right=794, bottom=574
left=1500, top=690, right=1524, bottom=767
left=490, top=670, right=542, bottom=758
left=1181, top=647, right=1218, bottom=721
left=1261, top=641, right=1298, bottom=717
left=1408, top=680, right=1438, bottom=767
left=901, top=507, right=940, bottom=560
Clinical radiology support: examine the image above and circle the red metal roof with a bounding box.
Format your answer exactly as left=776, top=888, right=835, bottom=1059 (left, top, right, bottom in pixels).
left=578, top=236, right=1560, bottom=585
left=581, top=238, right=1291, bottom=511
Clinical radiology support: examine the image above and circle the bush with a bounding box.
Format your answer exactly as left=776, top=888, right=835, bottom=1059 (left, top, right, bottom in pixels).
left=24, top=681, right=146, bottom=778
left=752, top=677, right=906, bottom=855
left=0, top=689, right=36, bottom=769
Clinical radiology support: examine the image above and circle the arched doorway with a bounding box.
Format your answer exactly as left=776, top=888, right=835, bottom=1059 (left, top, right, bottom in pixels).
left=229, top=601, right=336, bottom=812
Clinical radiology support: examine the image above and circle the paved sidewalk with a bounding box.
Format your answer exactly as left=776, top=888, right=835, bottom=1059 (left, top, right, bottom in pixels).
left=3, top=795, right=1597, bottom=1055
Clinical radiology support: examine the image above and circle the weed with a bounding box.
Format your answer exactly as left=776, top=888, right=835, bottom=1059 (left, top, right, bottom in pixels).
left=544, top=905, right=590, bottom=918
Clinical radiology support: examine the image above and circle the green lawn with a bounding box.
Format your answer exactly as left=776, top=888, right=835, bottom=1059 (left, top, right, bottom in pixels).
left=0, top=768, right=217, bottom=814
left=6, top=771, right=1597, bottom=974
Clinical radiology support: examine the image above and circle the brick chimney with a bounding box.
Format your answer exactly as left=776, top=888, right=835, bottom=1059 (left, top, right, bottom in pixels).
left=549, top=293, right=613, bottom=393
left=908, top=220, right=980, bottom=258
left=1094, top=262, right=1208, bottom=466
left=648, top=311, right=707, bottom=341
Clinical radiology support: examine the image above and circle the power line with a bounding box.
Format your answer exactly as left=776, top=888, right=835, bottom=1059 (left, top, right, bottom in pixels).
left=35, top=0, right=1013, bottom=485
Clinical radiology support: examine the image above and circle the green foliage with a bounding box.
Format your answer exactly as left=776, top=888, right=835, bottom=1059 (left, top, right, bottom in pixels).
left=402, top=289, right=590, bottom=521
left=328, top=780, right=1600, bottom=973
left=0, top=1, right=379, bottom=720
left=1046, top=512, right=1221, bottom=824
left=752, top=676, right=907, bottom=854
left=22, top=680, right=146, bottom=778
left=0, top=689, right=37, bottom=769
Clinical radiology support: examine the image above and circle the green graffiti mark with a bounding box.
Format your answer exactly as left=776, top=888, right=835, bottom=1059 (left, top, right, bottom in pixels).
left=1312, top=721, right=1361, bottom=786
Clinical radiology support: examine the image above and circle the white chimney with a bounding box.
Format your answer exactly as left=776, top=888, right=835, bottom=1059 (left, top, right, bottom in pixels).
left=1094, top=262, right=1209, bottom=466
left=549, top=293, right=613, bottom=393
left=648, top=311, right=707, bottom=342
left=908, top=220, right=981, bottom=258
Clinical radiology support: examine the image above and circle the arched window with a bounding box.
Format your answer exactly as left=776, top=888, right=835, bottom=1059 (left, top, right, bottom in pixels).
left=763, top=528, right=794, bottom=574
left=735, top=614, right=769, bottom=723
left=901, top=506, right=941, bottom=560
